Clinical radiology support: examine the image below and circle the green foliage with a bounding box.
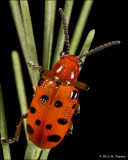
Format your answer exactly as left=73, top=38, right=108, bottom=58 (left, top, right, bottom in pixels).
left=0, top=85, right=11, bottom=160
left=1, top=1, right=94, bottom=159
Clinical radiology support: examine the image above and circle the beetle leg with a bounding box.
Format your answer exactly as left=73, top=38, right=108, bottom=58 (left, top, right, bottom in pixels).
left=0, top=112, right=28, bottom=144
left=28, top=61, right=43, bottom=73
left=66, top=120, right=73, bottom=136
left=73, top=81, right=90, bottom=91
left=28, top=61, right=54, bottom=78
left=74, top=102, right=80, bottom=115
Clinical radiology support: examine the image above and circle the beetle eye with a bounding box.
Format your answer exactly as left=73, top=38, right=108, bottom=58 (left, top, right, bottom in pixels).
left=78, top=60, right=83, bottom=67
left=60, top=51, right=68, bottom=57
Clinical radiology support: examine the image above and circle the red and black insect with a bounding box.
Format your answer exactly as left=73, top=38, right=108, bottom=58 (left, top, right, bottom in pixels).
left=0, top=8, right=120, bottom=149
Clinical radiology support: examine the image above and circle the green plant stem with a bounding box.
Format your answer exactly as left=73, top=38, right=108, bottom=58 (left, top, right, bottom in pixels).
left=43, top=1, right=53, bottom=70
left=79, top=29, right=95, bottom=65
left=40, top=149, right=51, bottom=160
left=79, top=29, right=95, bottom=73
left=39, top=2, right=57, bottom=159
left=70, top=0, right=94, bottom=54
left=0, top=84, right=11, bottom=160
left=48, top=1, right=57, bottom=69
left=9, top=1, right=38, bottom=88
left=20, top=1, right=38, bottom=65
left=9, top=2, right=43, bottom=159
left=20, top=1, right=39, bottom=85
left=11, top=51, right=28, bottom=140
left=51, top=0, right=74, bottom=69
left=11, top=50, right=43, bottom=159
left=24, top=141, right=41, bottom=160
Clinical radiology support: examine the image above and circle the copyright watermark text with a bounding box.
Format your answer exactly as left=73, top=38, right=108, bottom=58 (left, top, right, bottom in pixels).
left=99, top=154, right=126, bottom=159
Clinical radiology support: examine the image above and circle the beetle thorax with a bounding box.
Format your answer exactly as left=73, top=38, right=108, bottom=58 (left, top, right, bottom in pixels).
left=52, top=55, right=79, bottom=83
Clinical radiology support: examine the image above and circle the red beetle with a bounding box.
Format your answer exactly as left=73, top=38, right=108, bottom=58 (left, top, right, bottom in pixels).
left=0, top=8, right=120, bottom=149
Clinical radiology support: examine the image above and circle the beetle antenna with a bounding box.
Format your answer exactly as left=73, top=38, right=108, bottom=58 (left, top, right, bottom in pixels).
left=59, top=8, right=70, bottom=54
left=77, top=40, right=121, bottom=59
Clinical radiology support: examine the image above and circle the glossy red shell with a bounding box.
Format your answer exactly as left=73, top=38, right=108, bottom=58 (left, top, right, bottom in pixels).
left=52, top=55, right=79, bottom=82
left=26, top=77, right=79, bottom=149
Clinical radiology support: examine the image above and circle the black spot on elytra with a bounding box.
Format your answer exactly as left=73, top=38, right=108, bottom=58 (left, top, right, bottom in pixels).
left=41, top=95, right=48, bottom=103
left=72, top=104, right=76, bottom=109
left=27, top=124, right=34, bottom=135
left=58, top=118, right=68, bottom=125
left=47, top=135, right=61, bottom=142
left=55, top=101, right=62, bottom=107
left=71, top=90, right=78, bottom=100
left=35, top=120, right=41, bottom=126
left=30, top=106, right=36, bottom=114
left=46, top=124, right=52, bottom=129
left=38, top=78, right=44, bottom=86
left=56, top=81, right=62, bottom=87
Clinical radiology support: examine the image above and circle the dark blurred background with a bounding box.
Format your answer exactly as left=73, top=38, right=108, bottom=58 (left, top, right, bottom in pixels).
left=1, top=0, right=127, bottom=160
